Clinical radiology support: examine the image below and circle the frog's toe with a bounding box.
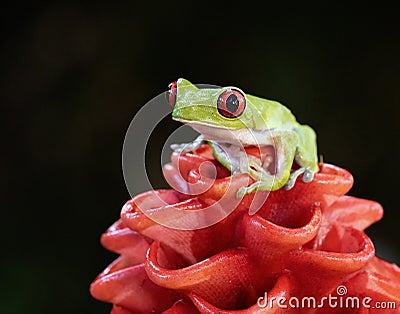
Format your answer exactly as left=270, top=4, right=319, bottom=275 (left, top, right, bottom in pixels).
left=170, top=141, right=199, bottom=153
left=284, top=178, right=296, bottom=190
left=302, top=169, right=314, bottom=183
left=284, top=167, right=305, bottom=190
left=170, top=143, right=185, bottom=152
left=237, top=186, right=247, bottom=198
left=285, top=167, right=314, bottom=189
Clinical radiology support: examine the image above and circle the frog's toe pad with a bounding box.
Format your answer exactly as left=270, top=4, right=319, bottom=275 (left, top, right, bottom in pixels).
left=284, top=179, right=295, bottom=190
left=302, top=169, right=314, bottom=183
left=237, top=187, right=248, bottom=198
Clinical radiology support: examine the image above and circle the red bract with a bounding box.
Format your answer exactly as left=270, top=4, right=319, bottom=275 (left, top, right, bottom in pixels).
left=91, top=145, right=400, bottom=313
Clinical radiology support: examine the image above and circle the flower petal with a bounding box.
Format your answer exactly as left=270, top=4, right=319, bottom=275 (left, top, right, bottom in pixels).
left=91, top=258, right=177, bottom=312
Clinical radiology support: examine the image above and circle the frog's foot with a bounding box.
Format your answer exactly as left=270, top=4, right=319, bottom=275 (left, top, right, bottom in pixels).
left=238, top=182, right=260, bottom=198
left=284, top=167, right=314, bottom=190
left=237, top=155, right=275, bottom=198
left=237, top=178, right=275, bottom=198
left=239, top=155, right=273, bottom=179
left=170, top=135, right=205, bottom=153
left=240, top=155, right=260, bottom=176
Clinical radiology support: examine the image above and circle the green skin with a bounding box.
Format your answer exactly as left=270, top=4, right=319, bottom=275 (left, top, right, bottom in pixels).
left=171, top=78, right=319, bottom=197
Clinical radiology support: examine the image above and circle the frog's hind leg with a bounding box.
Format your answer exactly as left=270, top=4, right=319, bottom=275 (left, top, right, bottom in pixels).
left=283, top=125, right=319, bottom=190
left=237, top=180, right=275, bottom=198
left=237, top=131, right=299, bottom=197
left=294, top=125, right=319, bottom=174
left=237, top=154, right=276, bottom=197
left=240, top=154, right=266, bottom=178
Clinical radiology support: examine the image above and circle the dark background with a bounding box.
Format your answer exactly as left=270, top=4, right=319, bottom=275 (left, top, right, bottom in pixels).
left=2, top=4, right=399, bottom=313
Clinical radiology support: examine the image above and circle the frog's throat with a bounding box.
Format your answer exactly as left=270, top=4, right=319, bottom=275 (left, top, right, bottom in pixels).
left=177, top=120, right=276, bottom=147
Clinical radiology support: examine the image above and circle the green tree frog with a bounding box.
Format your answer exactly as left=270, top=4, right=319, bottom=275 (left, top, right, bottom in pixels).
left=167, top=78, right=319, bottom=197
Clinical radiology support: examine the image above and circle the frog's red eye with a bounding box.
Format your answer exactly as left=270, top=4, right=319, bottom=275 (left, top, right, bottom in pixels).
left=167, top=81, right=177, bottom=107
left=217, top=89, right=246, bottom=118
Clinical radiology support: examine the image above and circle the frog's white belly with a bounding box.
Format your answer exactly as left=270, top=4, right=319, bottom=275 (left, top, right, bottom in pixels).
left=187, top=121, right=275, bottom=146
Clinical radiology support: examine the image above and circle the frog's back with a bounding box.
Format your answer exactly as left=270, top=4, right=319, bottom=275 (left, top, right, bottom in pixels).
left=247, top=94, right=298, bottom=130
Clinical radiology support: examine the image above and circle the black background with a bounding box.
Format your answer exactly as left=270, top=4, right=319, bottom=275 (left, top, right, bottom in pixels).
left=2, top=4, right=399, bottom=313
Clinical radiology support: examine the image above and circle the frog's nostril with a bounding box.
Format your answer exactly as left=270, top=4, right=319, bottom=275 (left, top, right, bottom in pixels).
left=167, top=81, right=177, bottom=107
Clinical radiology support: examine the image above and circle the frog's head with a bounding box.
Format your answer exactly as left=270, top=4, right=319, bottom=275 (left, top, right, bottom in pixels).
left=169, top=78, right=261, bottom=131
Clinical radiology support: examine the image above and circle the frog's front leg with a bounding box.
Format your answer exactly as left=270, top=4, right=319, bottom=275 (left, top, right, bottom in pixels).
left=170, top=135, right=205, bottom=153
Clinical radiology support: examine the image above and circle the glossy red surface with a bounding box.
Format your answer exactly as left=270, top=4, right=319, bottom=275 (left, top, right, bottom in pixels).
left=91, top=145, right=400, bottom=313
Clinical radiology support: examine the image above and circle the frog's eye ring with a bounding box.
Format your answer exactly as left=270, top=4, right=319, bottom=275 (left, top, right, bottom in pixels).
left=217, top=89, right=246, bottom=118
left=167, top=81, right=177, bottom=107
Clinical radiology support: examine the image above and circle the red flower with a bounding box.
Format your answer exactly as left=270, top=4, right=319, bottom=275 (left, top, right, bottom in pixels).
left=91, top=145, right=400, bottom=313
